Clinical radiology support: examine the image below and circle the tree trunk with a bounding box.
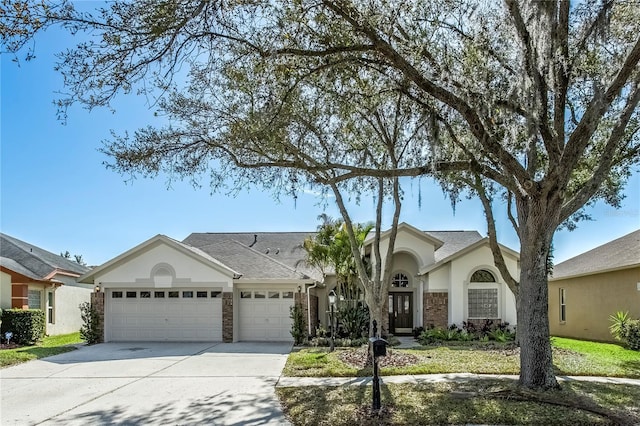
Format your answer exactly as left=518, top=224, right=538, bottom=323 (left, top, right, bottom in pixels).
left=516, top=195, right=560, bottom=390
left=366, top=290, right=386, bottom=337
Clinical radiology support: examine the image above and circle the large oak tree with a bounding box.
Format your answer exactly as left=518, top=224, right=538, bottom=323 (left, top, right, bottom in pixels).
left=2, top=0, right=638, bottom=389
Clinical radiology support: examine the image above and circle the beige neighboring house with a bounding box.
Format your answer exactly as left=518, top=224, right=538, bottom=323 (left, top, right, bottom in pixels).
left=548, top=229, right=640, bottom=342
left=0, top=233, right=92, bottom=335
left=78, top=223, right=519, bottom=343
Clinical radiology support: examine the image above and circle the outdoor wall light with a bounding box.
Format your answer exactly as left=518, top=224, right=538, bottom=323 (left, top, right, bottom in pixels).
left=94, top=285, right=101, bottom=293
left=297, top=285, right=302, bottom=293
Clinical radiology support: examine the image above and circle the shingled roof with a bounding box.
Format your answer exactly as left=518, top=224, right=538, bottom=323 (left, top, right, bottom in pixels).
left=427, top=231, right=485, bottom=262
left=551, top=229, right=640, bottom=280
left=0, top=233, right=89, bottom=279
left=183, top=232, right=318, bottom=280
left=184, top=229, right=495, bottom=280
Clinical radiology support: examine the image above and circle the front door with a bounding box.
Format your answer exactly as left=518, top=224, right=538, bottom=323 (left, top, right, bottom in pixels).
left=389, top=293, right=413, bottom=334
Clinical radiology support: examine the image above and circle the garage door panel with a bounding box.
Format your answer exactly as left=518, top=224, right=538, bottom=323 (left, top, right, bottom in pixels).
left=239, top=290, right=294, bottom=342
left=106, top=289, right=222, bottom=342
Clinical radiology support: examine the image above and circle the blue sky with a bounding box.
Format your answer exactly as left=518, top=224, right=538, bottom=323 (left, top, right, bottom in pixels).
left=1, top=23, right=638, bottom=267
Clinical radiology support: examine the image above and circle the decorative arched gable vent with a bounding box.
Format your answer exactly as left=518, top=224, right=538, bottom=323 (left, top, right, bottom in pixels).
left=151, top=263, right=176, bottom=287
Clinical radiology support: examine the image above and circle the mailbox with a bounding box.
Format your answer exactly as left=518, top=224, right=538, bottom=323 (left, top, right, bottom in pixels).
left=370, top=337, right=388, bottom=357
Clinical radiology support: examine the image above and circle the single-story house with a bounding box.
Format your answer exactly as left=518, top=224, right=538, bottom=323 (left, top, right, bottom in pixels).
left=79, top=223, right=519, bottom=343
left=548, top=229, right=640, bottom=342
left=0, top=233, right=92, bottom=335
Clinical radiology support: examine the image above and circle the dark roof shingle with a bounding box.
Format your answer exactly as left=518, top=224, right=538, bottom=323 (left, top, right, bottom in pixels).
left=552, top=229, right=640, bottom=279
left=183, top=232, right=315, bottom=280
left=0, top=233, right=89, bottom=278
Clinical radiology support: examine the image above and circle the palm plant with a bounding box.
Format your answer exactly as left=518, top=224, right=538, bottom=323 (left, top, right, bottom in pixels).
left=609, top=311, right=630, bottom=341
left=298, top=214, right=373, bottom=302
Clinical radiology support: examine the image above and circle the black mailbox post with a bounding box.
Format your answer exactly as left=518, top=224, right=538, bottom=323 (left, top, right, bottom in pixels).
left=369, top=320, right=388, bottom=411
left=371, top=337, right=388, bottom=357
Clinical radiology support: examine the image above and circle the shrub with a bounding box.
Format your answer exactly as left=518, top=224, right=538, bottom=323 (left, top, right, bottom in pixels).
left=307, top=336, right=368, bottom=347
left=289, top=304, right=306, bottom=345
left=622, top=319, right=640, bottom=351
left=337, top=303, right=369, bottom=339
left=0, top=309, right=45, bottom=345
left=419, top=322, right=514, bottom=345
left=79, top=302, right=102, bottom=344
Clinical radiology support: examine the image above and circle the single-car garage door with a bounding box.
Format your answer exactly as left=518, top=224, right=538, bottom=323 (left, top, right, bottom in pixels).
left=106, top=288, right=222, bottom=341
left=238, top=289, right=294, bottom=341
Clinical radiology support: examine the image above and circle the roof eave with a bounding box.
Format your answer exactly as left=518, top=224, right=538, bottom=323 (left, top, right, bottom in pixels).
left=549, top=262, right=640, bottom=281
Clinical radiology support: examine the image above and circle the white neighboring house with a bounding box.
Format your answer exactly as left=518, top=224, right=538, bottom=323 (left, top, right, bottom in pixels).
left=0, top=233, right=92, bottom=335
left=78, top=223, right=519, bottom=343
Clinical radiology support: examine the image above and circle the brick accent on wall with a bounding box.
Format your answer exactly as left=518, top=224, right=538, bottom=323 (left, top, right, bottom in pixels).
left=222, top=292, right=233, bottom=342
left=11, top=284, right=29, bottom=309
left=90, top=291, right=105, bottom=343
left=424, top=292, right=448, bottom=328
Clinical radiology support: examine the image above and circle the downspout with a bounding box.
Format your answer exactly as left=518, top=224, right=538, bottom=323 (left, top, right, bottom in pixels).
left=307, top=282, right=318, bottom=336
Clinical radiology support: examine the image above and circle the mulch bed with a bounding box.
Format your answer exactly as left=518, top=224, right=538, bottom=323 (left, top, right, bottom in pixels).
left=0, top=343, right=21, bottom=350
left=338, top=347, right=419, bottom=369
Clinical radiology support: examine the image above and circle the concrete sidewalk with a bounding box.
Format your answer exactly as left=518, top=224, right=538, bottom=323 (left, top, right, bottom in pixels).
left=276, top=372, right=640, bottom=387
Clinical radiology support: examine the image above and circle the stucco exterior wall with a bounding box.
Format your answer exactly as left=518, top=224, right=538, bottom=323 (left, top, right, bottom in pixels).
left=0, top=271, right=11, bottom=310
left=47, top=284, right=92, bottom=335
left=392, top=231, right=435, bottom=268
left=549, top=266, right=640, bottom=342
left=391, top=252, right=419, bottom=278
left=427, top=265, right=450, bottom=291
left=442, top=245, right=518, bottom=327
left=93, top=243, right=233, bottom=289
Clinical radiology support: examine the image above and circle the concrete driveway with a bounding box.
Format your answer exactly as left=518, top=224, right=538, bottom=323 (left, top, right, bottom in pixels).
left=1, top=342, right=292, bottom=425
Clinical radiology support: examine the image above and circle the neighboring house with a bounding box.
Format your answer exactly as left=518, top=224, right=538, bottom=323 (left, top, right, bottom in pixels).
left=79, top=223, right=519, bottom=343
left=548, top=229, right=640, bottom=342
left=0, top=233, right=92, bottom=335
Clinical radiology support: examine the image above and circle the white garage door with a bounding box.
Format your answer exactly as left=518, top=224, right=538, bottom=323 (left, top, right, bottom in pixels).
left=106, top=289, right=222, bottom=341
left=238, top=289, right=294, bottom=341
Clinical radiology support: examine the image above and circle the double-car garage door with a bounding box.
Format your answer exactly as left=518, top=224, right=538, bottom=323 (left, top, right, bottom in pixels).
left=107, top=288, right=222, bottom=341
left=106, top=288, right=294, bottom=342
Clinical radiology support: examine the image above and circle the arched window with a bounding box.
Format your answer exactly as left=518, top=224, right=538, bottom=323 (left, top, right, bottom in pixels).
left=391, top=272, right=409, bottom=288
left=468, top=269, right=499, bottom=319
left=470, top=269, right=496, bottom=282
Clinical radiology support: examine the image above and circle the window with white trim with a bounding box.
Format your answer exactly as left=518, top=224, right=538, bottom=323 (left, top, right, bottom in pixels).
left=28, top=290, right=42, bottom=309
left=468, top=269, right=499, bottom=319
left=468, top=288, right=499, bottom=318
left=559, top=288, right=566, bottom=323
left=47, top=291, right=55, bottom=324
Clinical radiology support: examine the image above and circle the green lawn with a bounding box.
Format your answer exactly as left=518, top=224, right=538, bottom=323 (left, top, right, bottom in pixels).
left=0, top=332, right=83, bottom=368
left=278, top=379, right=640, bottom=425
left=552, top=337, right=640, bottom=377
left=280, top=338, right=640, bottom=425
left=283, top=338, right=640, bottom=378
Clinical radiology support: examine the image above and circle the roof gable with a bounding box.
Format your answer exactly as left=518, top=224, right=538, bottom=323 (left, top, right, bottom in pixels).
left=420, top=233, right=519, bottom=275
left=551, top=229, right=640, bottom=279
left=364, top=222, right=445, bottom=250
left=0, top=233, right=89, bottom=279
left=79, top=235, right=239, bottom=283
